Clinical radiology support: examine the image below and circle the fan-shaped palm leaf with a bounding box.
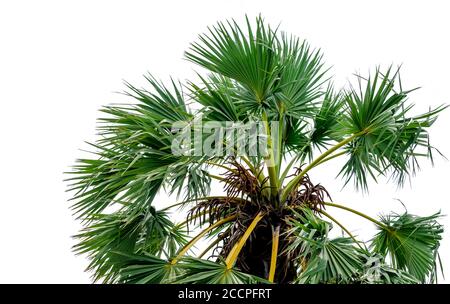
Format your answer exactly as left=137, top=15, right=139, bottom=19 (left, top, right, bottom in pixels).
left=371, top=212, right=443, bottom=282
left=175, top=257, right=269, bottom=284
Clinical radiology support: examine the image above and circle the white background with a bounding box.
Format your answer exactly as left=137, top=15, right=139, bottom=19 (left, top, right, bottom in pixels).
left=1, top=0, right=449, bottom=283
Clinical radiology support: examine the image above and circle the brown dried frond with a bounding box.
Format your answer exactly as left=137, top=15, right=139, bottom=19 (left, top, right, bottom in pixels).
left=286, top=167, right=331, bottom=212
left=187, top=197, right=244, bottom=229
left=222, top=158, right=268, bottom=204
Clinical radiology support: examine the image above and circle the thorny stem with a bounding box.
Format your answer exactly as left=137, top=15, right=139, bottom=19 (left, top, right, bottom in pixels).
left=322, top=202, right=390, bottom=230
left=281, top=130, right=368, bottom=203
left=268, top=225, right=280, bottom=282
left=225, top=212, right=265, bottom=269
left=313, top=151, right=347, bottom=168
left=208, top=173, right=226, bottom=182
left=171, top=215, right=236, bottom=264
left=276, top=105, right=285, bottom=177
left=262, top=110, right=279, bottom=203
left=316, top=209, right=365, bottom=250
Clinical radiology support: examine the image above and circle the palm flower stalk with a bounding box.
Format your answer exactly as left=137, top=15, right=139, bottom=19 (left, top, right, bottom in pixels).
left=67, top=16, right=446, bottom=284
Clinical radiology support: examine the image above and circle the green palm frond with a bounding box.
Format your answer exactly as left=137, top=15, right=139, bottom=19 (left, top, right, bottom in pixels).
left=123, top=74, right=191, bottom=123
left=357, top=254, right=420, bottom=284
left=175, top=257, right=269, bottom=284
left=283, top=86, right=344, bottom=162
left=296, top=237, right=364, bottom=283
left=285, top=209, right=364, bottom=284
left=185, top=15, right=278, bottom=104
left=338, top=67, right=446, bottom=190
left=186, top=16, right=327, bottom=120
left=275, top=34, right=328, bottom=120
left=66, top=76, right=211, bottom=218
left=309, top=86, right=346, bottom=149
left=66, top=143, right=166, bottom=219
left=73, top=212, right=141, bottom=282
left=284, top=119, right=312, bottom=158
left=168, top=160, right=212, bottom=200
left=118, top=254, right=268, bottom=284
left=140, top=208, right=188, bottom=258
left=188, top=74, right=242, bottom=122
left=371, top=212, right=443, bottom=282
left=118, top=253, right=183, bottom=284
left=73, top=207, right=187, bottom=282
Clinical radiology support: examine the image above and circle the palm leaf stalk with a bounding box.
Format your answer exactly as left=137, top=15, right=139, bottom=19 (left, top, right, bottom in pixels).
left=67, top=15, right=446, bottom=284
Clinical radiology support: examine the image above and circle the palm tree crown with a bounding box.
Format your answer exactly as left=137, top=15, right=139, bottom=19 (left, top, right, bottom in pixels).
left=67, top=16, right=446, bottom=284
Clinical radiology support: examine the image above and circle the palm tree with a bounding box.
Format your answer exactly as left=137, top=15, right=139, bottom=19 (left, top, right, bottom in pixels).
left=67, top=16, right=446, bottom=284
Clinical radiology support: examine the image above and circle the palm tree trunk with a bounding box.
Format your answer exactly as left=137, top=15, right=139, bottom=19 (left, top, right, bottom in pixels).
left=233, top=220, right=297, bottom=283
